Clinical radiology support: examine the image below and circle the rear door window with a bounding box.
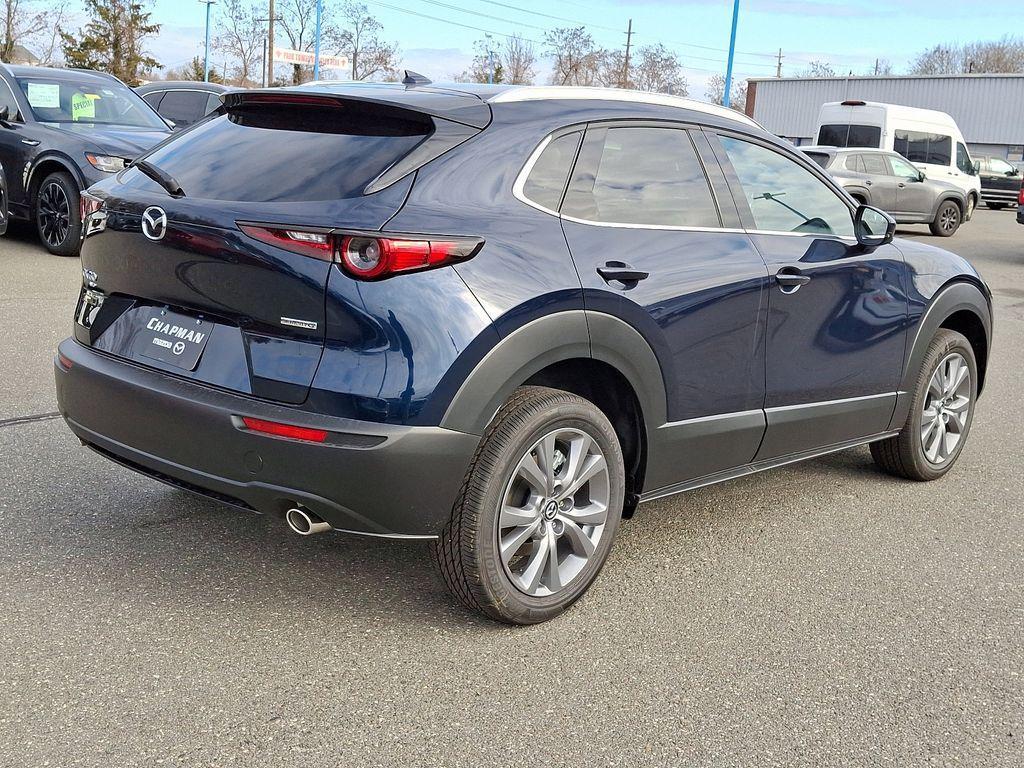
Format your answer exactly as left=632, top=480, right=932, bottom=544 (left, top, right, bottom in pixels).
left=719, top=135, right=854, bottom=237
left=136, top=102, right=432, bottom=202
left=561, top=126, right=720, bottom=228
left=860, top=154, right=889, bottom=175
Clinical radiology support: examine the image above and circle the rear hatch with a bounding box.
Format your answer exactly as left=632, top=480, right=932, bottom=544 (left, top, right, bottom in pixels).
left=77, top=90, right=480, bottom=404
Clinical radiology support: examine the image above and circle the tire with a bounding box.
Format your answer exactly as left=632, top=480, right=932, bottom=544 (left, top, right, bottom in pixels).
left=965, top=194, right=976, bottom=220
left=929, top=200, right=961, bottom=237
left=433, top=386, right=625, bottom=624
left=35, top=171, right=82, bottom=256
left=871, top=329, right=977, bottom=481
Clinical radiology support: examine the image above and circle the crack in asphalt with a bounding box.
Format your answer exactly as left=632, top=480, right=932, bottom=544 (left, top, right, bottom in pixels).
left=0, top=411, right=62, bottom=428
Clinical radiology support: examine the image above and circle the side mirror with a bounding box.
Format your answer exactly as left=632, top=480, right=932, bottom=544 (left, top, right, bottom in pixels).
left=0, top=105, right=10, bottom=126
left=973, top=160, right=981, bottom=174
left=918, top=170, right=926, bottom=182
left=855, top=204, right=895, bottom=248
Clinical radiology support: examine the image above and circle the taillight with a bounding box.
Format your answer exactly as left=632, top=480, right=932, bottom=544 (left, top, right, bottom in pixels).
left=338, top=236, right=479, bottom=279
left=1019, top=184, right=1024, bottom=205
left=238, top=223, right=483, bottom=280
left=238, top=224, right=334, bottom=261
left=240, top=416, right=328, bottom=443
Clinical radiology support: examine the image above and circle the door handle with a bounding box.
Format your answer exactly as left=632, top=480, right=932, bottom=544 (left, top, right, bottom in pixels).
left=775, top=268, right=811, bottom=293
left=864, top=180, right=872, bottom=186
left=898, top=182, right=906, bottom=188
left=597, top=262, right=650, bottom=284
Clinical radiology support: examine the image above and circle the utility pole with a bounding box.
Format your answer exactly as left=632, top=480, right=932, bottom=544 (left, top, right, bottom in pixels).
left=723, top=0, right=740, bottom=107
left=199, top=0, right=216, bottom=82
left=622, top=18, right=633, bottom=88
left=776, top=48, right=783, bottom=78
left=313, top=0, right=322, bottom=80
left=267, top=0, right=275, bottom=87
left=873, top=58, right=879, bottom=76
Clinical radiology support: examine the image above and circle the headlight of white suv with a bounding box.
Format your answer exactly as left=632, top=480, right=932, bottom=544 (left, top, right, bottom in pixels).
left=85, top=154, right=131, bottom=173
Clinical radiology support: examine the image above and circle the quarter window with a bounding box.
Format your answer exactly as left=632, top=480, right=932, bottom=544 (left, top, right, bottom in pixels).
left=720, top=136, right=854, bottom=237
left=521, top=131, right=582, bottom=212
left=561, top=126, right=720, bottom=228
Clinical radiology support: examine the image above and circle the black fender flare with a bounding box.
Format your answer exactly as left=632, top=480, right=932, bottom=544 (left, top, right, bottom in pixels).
left=26, top=152, right=87, bottom=200
left=439, top=310, right=667, bottom=437
left=890, top=279, right=991, bottom=429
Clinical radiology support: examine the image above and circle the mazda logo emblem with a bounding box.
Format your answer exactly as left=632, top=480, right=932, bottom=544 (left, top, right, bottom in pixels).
left=141, top=206, right=168, bottom=241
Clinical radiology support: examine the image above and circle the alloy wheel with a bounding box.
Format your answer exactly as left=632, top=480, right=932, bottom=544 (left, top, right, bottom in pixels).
left=497, top=427, right=611, bottom=597
left=921, top=352, right=971, bottom=465
left=38, top=181, right=71, bottom=247
left=939, top=205, right=959, bottom=234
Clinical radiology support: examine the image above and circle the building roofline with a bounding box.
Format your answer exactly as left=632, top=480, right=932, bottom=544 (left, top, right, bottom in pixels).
left=748, top=73, right=1024, bottom=83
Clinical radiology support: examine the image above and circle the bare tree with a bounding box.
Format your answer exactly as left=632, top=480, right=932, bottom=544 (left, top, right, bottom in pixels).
left=630, top=43, right=688, bottom=95
left=544, top=27, right=602, bottom=86
left=338, top=1, right=399, bottom=81
left=502, top=34, right=535, bottom=85
left=457, top=34, right=534, bottom=85
left=213, top=0, right=263, bottom=86
left=275, top=0, right=329, bottom=83
left=705, top=73, right=747, bottom=111
left=800, top=60, right=835, bottom=77
left=2, top=0, right=67, bottom=63
left=910, top=36, right=1024, bottom=74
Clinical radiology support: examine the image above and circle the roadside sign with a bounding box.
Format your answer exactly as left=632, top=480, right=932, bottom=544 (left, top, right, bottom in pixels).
left=273, top=47, right=349, bottom=70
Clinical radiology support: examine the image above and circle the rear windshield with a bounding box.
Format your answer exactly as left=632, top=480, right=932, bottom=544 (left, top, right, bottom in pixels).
left=816, top=124, right=881, bottom=149
left=803, top=151, right=831, bottom=168
left=15, top=75, right=166, bottom=129
left=137, top=102, right=431, bottom=202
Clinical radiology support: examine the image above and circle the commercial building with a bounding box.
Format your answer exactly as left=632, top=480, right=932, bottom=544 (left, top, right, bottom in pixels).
left=746, top=74, right=1024, bottom=161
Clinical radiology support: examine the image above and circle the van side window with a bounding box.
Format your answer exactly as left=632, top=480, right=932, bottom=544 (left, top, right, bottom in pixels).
left=562, top=126, right=720, bottom=228
left=521, top=131, right=582, bottom=212
left=894, top=130, right=951, bottom=166
left=720, top=136, right=854, bottom=238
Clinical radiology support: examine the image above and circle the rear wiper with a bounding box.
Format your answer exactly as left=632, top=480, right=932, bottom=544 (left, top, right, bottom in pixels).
left=132, top=159, right=185, bottom=197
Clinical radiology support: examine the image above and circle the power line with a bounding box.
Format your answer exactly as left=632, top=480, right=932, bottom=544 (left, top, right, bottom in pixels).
left=472, top=0, right=779, bottom=59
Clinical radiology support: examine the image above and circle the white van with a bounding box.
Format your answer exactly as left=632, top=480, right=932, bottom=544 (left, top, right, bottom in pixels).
left=814, top=101, right=981, bottom=218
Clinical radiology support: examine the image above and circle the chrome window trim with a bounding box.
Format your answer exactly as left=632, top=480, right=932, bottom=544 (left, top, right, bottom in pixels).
left=514, top=127, right=861, bottom=243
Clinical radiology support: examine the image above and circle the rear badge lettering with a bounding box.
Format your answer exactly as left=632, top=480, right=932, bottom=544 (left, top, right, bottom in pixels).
left=146, top=317, right=207, bottom=345
left=280, top=317, right=318, bottom=330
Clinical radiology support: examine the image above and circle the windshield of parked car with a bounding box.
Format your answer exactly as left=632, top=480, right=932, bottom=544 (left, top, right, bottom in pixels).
left=14, top=74, right=166, bottom=128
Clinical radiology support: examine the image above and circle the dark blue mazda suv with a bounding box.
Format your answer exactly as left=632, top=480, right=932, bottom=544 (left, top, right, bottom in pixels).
left=55, top=79, right=993, bottom=624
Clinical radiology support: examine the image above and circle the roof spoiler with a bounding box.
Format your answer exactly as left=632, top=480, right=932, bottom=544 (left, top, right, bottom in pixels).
left=222, top=88, right=491, bottom=129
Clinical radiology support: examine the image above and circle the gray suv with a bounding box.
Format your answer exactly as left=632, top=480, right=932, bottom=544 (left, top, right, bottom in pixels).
left=802, top=146, right=967, bottom=237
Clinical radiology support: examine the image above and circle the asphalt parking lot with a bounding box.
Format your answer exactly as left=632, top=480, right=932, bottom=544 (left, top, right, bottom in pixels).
left=1, top=210, right=1021, bottom=767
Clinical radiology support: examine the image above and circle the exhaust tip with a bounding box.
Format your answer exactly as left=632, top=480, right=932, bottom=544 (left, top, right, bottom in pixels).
left=285, top=506, right=332, bottom=536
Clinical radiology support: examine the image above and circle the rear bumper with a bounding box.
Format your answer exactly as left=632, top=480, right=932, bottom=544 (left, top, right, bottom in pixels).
left=980, top=187, right=1019, bottom=203
left=54, top=339, right=479, bottom=537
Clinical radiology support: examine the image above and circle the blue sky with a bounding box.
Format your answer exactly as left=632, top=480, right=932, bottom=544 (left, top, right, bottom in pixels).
left=143, top=0, right=1023, bottom=96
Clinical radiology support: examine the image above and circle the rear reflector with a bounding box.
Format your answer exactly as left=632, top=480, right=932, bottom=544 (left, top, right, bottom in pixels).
left=241, top=416, right=328, bottom=443
left=57, top=351, right=73, bottom=370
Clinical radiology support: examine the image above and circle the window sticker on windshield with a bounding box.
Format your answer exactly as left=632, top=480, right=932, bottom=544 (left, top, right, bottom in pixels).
left=71, top=91, right=96, bottom=121
left=26, top=82, right=59, bottom=109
